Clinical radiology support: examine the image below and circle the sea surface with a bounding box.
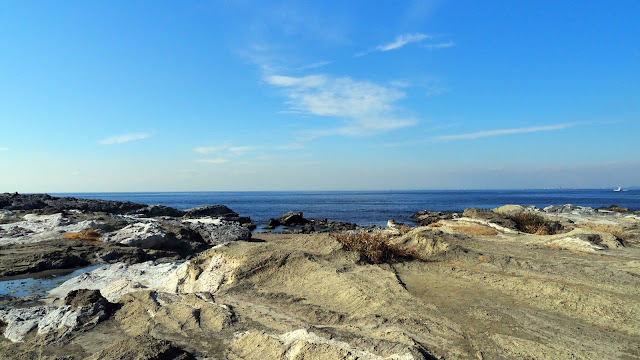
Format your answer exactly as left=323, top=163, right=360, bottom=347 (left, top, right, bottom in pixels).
left=53, top=189, right=640, bottom=228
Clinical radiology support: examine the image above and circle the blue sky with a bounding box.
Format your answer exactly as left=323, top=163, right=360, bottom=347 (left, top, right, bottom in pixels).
left=1, top=1, right=639, bottom=191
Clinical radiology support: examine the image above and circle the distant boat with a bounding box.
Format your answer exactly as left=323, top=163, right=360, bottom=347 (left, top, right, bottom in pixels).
left=614, top=187, right=622, bottom=192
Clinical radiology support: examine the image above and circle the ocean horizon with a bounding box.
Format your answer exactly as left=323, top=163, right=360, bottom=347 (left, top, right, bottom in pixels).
left=51, top=189, right=640, bottom=228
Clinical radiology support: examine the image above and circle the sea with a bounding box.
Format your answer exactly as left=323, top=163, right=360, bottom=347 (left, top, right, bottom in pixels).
left=53, top=189, right=640, bottom=228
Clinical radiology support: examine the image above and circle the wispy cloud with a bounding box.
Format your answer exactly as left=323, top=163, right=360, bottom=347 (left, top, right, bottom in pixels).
left=437, top=123, right=577, bottom=141
left=99, top=133, right=150, bottom=145
left=296, top=61, right=331, bottom=71
left=356, top=33, right=434, bottom=56
left=265, top=74, right=416, bottom=138
left=424, top=41, right=455, bottom=50
left=193, top=146, right=223, bottom=154
left=377, top=33, right=431, bottom=51
left=196, top=158, right=229, bottom=164
left=0, top=147, right=8, bottom=151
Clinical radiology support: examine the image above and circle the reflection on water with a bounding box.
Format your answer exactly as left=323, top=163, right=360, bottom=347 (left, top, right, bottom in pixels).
left=0, top=264, right=104, bottom=298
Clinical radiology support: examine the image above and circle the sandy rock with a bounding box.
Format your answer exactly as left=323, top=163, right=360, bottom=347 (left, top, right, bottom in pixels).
left=103, top=222, right=180, bottom=249
left=115, top=291, right=235, bottom=338
left=229, top=329, right=418, bottom=360
left=49, top=261, right=183, bottom=302
left=85, top=334, right=194, bottom=360
left=492, top=204, right=525, bottom=215
left=544, top=229, right=624, bottom=252
left=161, top=253, right=237, bottom=294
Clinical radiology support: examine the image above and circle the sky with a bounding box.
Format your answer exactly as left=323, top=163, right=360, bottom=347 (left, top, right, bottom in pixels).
left=1, top=1, right=639, bottom=192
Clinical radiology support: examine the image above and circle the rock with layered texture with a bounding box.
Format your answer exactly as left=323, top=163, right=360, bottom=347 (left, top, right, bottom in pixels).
left=103, top=222, right=180, bottom=249
left=183, top=218, right=251, bottom=245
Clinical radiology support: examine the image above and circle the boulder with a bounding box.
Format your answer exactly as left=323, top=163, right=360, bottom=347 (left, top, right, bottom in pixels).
left=462, top=208, right=518, bottom=230
left=411, top=210, right=458, bottom=226
left=133, top=205, right=184, bottom=217
left=267, top=218, right=282, bottom=228
left=186, top=219, right=251, bottom=245
left=492, top=204, right=525, bottom=215
left=279, top=211, right=309, bottom=226
left=104, top=222, right=180, bottom=249
left=599, top=205, right=631, bottom=213
left=183, top=205, right=239, bottom=219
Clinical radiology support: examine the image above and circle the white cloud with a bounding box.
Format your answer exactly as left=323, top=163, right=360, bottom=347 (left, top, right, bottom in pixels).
left=296, top=61, right=331, bottom=71
left=424, top=41, right=455, bottom=50
left=265, top=74, right=416, bottom=137
left=193, top=146, right=223, bottom=154
left=356, top=33, right=434, bottom=56
left=437, top=123, right=577, bottom=141
left=196, top=158, right=229, bottom=164
left=0, top=147, right=8, bottom=151
left=376, top=33, right=430, bottom=51
left=229, top=146, right=258, bottom=155
left=99, top=133, right=150, bottom=145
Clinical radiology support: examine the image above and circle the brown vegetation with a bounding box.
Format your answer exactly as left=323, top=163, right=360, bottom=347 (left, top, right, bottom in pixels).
left=427, top=222, right=443, bottom=228
left=62, top=229, right=102, bottom=243
left=331, top=232, right=417, bottom=264
left=507, top=213, right=554, bottom=235
left=452, top=225, right=498, bottom=236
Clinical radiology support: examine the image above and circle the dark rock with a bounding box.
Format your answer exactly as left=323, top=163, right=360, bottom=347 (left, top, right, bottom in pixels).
left=279, top=211, right=309, bottom=226
left=186, top=221, right=251, bottom=245
left=0, top=193, right=147, bottom=214
left=600, top=205, right=631, bottom=213
left=133, top=205, right=184, bottom=217
left=268, top=218, right=282, bottom=227
left=411, top=210, right=458, bottom=226
left=64, top=289, right=108, bottom=309
left=183, top=205, right=239, bottom=219
left=462, top=208, right=518, bottom=230
left=300, top=224, right=315, bottom=234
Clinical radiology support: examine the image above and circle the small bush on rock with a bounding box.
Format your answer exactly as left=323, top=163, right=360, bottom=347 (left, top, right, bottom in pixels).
left=331, top=232, right=416, bottom=264
left=507, top=213, right=554, bottom=235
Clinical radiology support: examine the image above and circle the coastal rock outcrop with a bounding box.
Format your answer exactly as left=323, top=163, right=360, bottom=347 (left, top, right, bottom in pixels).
left=462, top=207, right=519, bottom=230
left=183, top=219, right=251, bottom=244
left=411, top=210, right=458, bottom=226
left=279, top=211, right=309, bottom=226
left=103, top=222, right=181, bottom=249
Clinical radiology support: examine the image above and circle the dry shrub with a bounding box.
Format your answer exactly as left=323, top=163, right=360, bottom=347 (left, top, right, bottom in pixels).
left=577, top=223, right=631, bottom=242
left=452, top=225, right=498, bottom=236
left=331, top=232, right=416, bottom=264
left=427, top=222, right=443, bottom=228
left=507, top=213, right=554, bottom=235
left=398, top=224, right=411, bottom=234
left=62, top=229, right=102, bottom=243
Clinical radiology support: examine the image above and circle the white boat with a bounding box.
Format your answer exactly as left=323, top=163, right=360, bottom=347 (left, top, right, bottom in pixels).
left=614, top=187, right=622, bottom=192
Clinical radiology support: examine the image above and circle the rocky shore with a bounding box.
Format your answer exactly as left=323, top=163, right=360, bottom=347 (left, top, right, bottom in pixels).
left=1, top=193, right=640, bottom=359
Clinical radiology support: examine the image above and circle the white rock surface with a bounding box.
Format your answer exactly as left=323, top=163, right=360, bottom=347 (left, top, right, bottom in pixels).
left=0, top=213, right=106, bottom=246
left=102, top=222, right=178, bottom=249
left=0, top=305, right=87, bottom=342
left=48, top=261, right=184, bottom=302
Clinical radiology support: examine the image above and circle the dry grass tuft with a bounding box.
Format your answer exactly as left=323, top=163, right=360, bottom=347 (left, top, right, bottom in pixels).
left=577, top=223, right=631, bottom=242
left=331, top=232, right=417, bottom=264
left=398, top=224, right=412, bottom=234
left=452, top=225, right=498, bottom=236
left=62, top=229, right=102, bottom=243
left=427, top=222, right=443, bottom=228
left=507, top=213, right=554, bottom=235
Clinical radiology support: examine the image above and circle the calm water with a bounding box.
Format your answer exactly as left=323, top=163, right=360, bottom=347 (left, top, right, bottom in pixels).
left=53, top=189, right=640, bottom=228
